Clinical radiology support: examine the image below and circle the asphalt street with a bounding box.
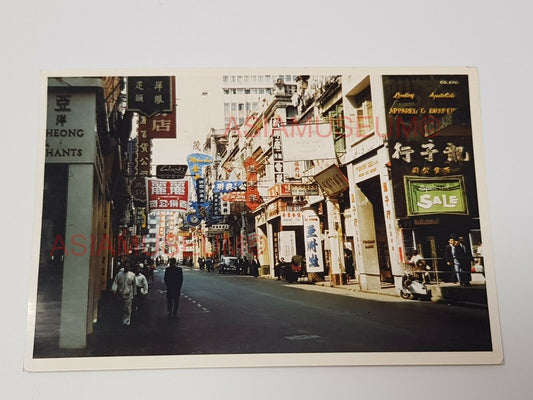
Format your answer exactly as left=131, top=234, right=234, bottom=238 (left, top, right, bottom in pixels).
left=76, top=265, right=492, bottom=358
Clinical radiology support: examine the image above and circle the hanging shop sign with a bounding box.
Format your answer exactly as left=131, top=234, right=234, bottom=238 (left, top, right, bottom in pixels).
left=267, top=183, right=292, bottom=198
left=222, top=191, right=247, bottom=202
left=156, top=164, right=188, bottom=179
left=212, top=181, right=247, bottom=193
left=244, top=156, right=262, bottom=211
left=272, top=128, right=284, bottom=183
left=186, top=153, right=213, bottom=180
left=146, top=178, right=188, bottom=212
left=313, top=164, right=349, bottom=197
left=404, top=176, right=468, bottom=216
left=131, top=176, right=147, bottom=206
left=46, top=91, right=97, bottom=164
left=303, top=209, right=325, bottom=273
left=290, top=183, right=320, bottom=196
left=127, top=76, right=173, bottom=117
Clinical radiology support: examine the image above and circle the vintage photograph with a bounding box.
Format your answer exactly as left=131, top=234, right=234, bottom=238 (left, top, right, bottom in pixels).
left=25, top=67, right=503, bottom=371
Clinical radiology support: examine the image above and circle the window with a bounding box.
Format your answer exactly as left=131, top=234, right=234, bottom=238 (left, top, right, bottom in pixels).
left=223, top=76, right=229, bottom=83
left=245, top=89, right=250, bottom=94
left=328, top=103, right=346, bottom=153
left=224, top=103, right=230, bottom=112
left=354, top=86, right=373, bottom=136
left=231, top=103, right=237, bottom=111
left=237, top=88, right=244, bottom=94
left=259, top=88, right=264, bottom=94
left=237, top=76, right=243, bottom=83
left=258, top=76, right=263, bottom=83
left=244, top=76, right=249, bottom=84
left=250, top=88, right=258, bottom=94
left=238, top=103, right=244, bottom=111
left=251, top=76, right=257, bottom=83
left=285, top=75, right=292, bottom=82
left=223, top=89, right=229, bottom=95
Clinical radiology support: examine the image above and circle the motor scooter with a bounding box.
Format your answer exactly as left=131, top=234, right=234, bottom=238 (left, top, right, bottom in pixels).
left=400, top=269, right=431, bottom=300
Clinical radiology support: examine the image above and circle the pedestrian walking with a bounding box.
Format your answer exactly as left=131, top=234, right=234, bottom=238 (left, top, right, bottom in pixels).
left=251, top=256, right=260, bottom=277
left=133, top=265, right=149, bottom=312
left=111, top=260, right=137, bottom=326
left=164, top=257, right=183, bottom=319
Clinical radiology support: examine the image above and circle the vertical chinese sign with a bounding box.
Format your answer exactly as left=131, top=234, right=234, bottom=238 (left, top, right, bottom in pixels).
left=244, top=156, right=262, bottom=211
left=127, top=76, right=177, bottom=207
left=303, top=209, right=325, bottom=273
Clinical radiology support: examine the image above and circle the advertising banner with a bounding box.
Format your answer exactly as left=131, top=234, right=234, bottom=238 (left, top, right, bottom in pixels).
left=404, top=176, right=468, bottom=216
left=146, top=178, right=188, bottom=212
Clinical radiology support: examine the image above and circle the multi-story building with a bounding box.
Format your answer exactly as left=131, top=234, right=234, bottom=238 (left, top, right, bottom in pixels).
left=35, top=77, right=133, bottom=353
left=222, top=73, right=298, bottom=128
left=208, top=70, right=482, bottom=295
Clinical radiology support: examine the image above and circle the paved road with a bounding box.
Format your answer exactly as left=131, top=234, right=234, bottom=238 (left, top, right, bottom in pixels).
left=84, top=265, right=492, bottom=357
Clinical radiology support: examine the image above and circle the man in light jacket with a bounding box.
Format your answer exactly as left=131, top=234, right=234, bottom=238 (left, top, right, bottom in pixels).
left=112, top=260, right=137, bottom=325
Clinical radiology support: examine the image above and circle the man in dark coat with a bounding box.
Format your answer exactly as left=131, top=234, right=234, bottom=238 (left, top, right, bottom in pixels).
left=444, top=237, right=457, bottom=282
left=457, top=236, right=473, bottom=286
left=164, top=257, right=184, bottom=318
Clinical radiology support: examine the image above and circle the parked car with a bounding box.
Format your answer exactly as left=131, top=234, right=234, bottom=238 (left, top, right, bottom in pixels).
left=217, top=256, right=238, bottom=274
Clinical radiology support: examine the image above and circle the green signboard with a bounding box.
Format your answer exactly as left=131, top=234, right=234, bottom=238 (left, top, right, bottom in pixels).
left=404, top=176, right=468, bottom=216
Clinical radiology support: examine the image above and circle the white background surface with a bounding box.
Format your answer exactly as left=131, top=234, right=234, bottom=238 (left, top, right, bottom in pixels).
left=2, top=1, right=532, bottom=398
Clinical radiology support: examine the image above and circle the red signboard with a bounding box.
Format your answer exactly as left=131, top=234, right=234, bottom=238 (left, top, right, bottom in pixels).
left=146, top=178, right=188, bottom=212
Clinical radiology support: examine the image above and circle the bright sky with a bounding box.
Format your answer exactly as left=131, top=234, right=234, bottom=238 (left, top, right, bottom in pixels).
left=150, top=74, right=224, bottom=167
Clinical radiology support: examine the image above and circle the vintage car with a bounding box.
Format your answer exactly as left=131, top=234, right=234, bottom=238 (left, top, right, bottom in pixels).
left=217, top=256, right=239, bottom=274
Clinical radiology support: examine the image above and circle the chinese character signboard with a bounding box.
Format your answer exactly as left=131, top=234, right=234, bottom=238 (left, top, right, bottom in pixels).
left=127, top=76, right=173, bottom=117
left=303, top=209, right=324, bottom=273
left=146, top=178, right=188, bottom=212
left=281, top=211, right=303, bottom=226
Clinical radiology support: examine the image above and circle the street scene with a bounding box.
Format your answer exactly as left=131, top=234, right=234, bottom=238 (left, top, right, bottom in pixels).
left=35, top=263, right=492, bottom=358
left=27, top=68, right=500, bottom=369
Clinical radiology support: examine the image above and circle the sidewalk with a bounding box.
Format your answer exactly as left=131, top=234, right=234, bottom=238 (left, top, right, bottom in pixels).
left=277, top=274, right=488, bottom=308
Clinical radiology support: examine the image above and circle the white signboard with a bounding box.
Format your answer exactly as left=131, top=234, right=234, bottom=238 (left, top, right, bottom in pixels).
left=278, top=231, right=296, bottom=261
left=280, top=211, right=303, bottom=226
left=303, top=209, right=324, bottom=273
left=46, top=91, right=96, bottom=163
left=279, top=123, right=336, bottom=161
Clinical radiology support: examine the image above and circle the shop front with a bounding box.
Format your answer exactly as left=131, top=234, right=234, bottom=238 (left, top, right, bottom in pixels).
left=382, top=74, right=481, bottom=283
